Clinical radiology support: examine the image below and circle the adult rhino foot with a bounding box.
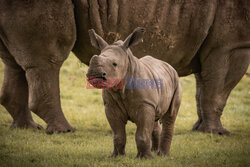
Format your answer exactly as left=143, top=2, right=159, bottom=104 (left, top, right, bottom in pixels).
left=46, top=122, right=75, bottom=134
left=195, top=122, right=230, bottom=136
left=192, top=118, right=202, bottom=131
left=10, top=120, right=43, bottom=130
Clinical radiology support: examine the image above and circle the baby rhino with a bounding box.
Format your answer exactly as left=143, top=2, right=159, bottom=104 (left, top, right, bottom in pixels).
left=86, top=28, right=182, bottom=159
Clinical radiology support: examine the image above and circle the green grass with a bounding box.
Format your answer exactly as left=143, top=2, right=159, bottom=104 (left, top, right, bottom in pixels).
left=0, top=53, right=249, bottom=167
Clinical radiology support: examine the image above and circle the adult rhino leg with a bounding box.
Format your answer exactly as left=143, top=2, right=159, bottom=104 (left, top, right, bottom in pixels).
left=192, top=73, right=203, bottom=130
left=0, top=41, right=42, bottom=129
left=197, top=86, right=230, bottom=135
left=0, top=0, right=76, bottom=134
left=0, top=65, right=43, bottom=129
left=25, top=66, right=75, bottom=134
left=194, top=48, right=249, bottom=135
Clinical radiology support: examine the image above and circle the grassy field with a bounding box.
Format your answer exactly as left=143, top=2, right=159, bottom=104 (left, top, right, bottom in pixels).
left=0, top=53, right=249, bottom=167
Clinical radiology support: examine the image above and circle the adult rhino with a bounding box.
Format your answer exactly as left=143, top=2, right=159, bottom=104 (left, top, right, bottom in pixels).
left=0, top=0, right=249, bottom=134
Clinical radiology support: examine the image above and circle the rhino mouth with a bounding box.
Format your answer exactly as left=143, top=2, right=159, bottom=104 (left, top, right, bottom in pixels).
left=87, top=75, right=107, bottom=89
left=87, top=76, right=106, bottom=82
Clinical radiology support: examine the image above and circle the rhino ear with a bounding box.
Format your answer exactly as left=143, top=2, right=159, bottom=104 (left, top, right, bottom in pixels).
left=123, top=27, right=145, bottom=49
left=88, top=29, right=108, bottom=50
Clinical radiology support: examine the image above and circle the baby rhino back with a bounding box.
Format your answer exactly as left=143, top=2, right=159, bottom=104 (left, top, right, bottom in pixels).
left=140, top=55, right=181, bottom=116
left=140, top=55, right=179, bottom=82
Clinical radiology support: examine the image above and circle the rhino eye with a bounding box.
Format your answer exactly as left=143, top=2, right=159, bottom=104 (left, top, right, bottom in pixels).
left=112, top=62, right=117, bottom=67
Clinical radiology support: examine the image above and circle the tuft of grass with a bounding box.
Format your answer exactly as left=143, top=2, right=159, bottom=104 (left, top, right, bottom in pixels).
left=0, top=53, right=249, bottom=167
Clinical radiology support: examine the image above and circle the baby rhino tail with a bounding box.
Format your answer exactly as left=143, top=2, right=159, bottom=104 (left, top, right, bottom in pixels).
left=169, top=82, right=182, bottom=117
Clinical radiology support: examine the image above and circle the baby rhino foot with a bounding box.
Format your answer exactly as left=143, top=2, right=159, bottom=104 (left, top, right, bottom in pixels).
left=108, top=151, right=125, bottom=158
left=136, top=152, right=153, bottom=159
left=157, top=150, right=170, bottom=156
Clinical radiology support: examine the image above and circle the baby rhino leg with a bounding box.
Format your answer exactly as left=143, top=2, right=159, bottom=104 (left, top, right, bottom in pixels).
left=105, top=105, right=126, bottom=157
left=151, top=121, right=161, bottom=152
left=158, top=85, right=181, bottom=156
left=135, top=105, right=155, bottom=159
left=158, top=113, right=177, bottom=156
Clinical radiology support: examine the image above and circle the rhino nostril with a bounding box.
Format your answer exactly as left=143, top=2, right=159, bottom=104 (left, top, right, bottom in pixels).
left=102, top=72, right=107, bottom=77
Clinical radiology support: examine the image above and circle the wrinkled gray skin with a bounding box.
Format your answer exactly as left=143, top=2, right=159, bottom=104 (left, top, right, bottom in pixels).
left=0, top=0, right=249, bottom=134
left=86, top=28, right=182, bottom=158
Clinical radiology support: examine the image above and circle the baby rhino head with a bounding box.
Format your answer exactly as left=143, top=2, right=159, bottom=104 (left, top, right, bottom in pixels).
left=86, top=27, right=145, bottom=89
